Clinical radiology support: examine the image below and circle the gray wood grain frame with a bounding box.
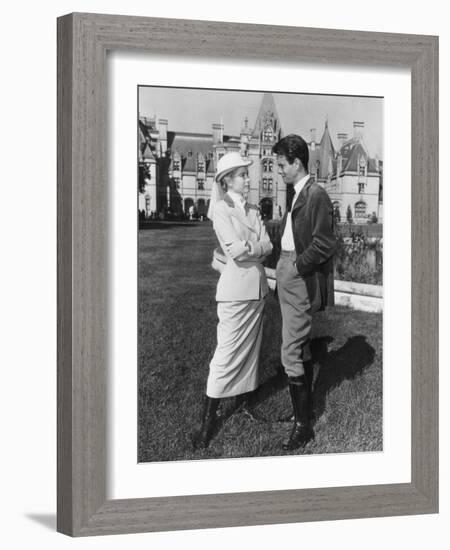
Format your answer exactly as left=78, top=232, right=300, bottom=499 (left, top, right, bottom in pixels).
left=57, top=12, right=439, bottom=537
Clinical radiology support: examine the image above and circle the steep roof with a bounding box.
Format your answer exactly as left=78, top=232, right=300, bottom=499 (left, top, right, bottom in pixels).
left=168, top=131, right=212, bottom=152
left=331, top=158, right=338, bottom=174
left=340, top=140, right=378, bottom=173
left=138, top=119, right=157, bottom=161
left=167, top=132, right=216, bottom=173
left=317, top=121, right=335, bottom=179
left=252, top=93, right=282, bottom=140
left=308, top=147, right=320, bottom=175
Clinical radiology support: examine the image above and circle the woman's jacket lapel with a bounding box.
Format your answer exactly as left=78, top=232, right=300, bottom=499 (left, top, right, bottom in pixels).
left=223, top=192, right=257, bottom=234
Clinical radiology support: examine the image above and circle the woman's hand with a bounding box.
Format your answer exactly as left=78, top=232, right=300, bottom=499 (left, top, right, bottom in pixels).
left=224, top=240, right=248, bottom=259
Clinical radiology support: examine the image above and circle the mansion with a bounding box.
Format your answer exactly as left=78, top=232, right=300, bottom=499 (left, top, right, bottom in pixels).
left=138, top=93, right=383, bottom=223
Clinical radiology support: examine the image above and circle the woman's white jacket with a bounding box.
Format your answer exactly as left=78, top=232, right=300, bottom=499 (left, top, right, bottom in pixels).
left=212, top=193, right=273, bottom=302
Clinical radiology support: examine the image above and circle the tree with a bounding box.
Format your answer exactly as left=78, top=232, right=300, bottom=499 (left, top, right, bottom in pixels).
left=139, top=163, right=150, bottom=194
left=346, top=204, right=353, bottom=224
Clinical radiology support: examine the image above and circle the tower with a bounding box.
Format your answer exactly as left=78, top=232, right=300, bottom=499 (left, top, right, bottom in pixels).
left=249, top=93, right=284, bottom=219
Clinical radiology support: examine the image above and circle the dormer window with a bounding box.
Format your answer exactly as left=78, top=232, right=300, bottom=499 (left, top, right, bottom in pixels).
left=197, top=161, right=205, bottom=172
left=358, top=156, right=366, bottom=178
left=173, top=159, right=180, bottom=171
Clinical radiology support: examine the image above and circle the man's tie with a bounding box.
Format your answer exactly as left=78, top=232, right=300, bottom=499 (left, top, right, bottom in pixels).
left=286, top=184, right=295, bottom=213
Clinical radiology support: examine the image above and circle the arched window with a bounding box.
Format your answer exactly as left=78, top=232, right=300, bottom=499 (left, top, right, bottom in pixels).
left=184, top=198, right=194, bottom=215
left=260, top=197, right=273, bottom=220
left=197, top=199, right=206, bottom=216
left=355, top=201, right=366, bottom=218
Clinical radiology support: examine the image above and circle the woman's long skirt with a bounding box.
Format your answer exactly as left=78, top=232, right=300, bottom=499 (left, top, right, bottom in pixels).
left=206, top=298, right=265, bottom=398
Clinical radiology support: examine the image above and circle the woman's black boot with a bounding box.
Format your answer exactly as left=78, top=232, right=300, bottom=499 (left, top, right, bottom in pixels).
left=192, top=396, right=220, bottom=449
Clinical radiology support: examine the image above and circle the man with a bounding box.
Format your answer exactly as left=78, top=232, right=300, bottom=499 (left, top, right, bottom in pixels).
left=273, top=134, right=336, bottom=451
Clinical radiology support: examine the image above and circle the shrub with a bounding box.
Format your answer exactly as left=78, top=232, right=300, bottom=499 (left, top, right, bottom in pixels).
left=346, top=205, right=353, bottom=224
left=264, top=221, right=382, bottom=285
left=334, top=230, right=383, bottom=285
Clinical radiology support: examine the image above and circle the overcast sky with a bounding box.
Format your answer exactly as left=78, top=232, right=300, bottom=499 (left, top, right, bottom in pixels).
left=139, top=86, right=383, bottom=159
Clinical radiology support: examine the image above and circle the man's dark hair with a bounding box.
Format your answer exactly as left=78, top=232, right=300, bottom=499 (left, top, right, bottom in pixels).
left=272, top=134, right=309, bottom=171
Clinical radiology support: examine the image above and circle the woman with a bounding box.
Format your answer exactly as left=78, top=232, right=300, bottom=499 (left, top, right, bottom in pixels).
left=193, top=152, right=273, bottom=449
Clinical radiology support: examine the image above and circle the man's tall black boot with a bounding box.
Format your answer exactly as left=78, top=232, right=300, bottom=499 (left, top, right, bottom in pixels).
left=303, top=360, right=315, bottom=423
left=282, top=374, right=314, bottom=451
left=192, top=396, right=220, bottom=449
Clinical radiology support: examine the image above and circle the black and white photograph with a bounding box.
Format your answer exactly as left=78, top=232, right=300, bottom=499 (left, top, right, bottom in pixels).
left=3, top=0, right=444, bottom=545
left=137, top=86, right=383, bottom=462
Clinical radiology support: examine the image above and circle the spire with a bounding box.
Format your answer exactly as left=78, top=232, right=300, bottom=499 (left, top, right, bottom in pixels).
left=318, top=119, right=335, bottom=179
left=252, top=93, right=281, bottom=139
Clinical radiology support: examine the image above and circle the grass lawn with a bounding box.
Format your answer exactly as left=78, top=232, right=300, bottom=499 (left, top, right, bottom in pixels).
left=138, top=221, right=383, bottom=462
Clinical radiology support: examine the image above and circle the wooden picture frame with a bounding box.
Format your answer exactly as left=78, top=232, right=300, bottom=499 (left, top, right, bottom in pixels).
left=57, top=12, right=438, bottom=536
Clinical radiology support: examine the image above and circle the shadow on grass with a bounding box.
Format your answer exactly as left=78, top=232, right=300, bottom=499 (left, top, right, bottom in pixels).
left=311, top=334, right=376, bottom=422
left=254, top=334, right=375, bottom=423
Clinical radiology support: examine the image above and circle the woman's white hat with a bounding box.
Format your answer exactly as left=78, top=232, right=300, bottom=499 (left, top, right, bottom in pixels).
left=215, top=151, right=253, bottom=183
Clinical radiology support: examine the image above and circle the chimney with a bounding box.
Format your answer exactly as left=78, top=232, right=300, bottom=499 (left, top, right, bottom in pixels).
left=157, top=118, right=168, bottom=156
left=241, top=116, right=251, bottom=135
left=158, top=118, right=168, bottom=140
left=310, top=128, right=316, bottom=151
left=353, top=121, right=364, bottom=140
left=337, top=132, right=348, bottom=149
left=212, top=122, right=224, bottom=144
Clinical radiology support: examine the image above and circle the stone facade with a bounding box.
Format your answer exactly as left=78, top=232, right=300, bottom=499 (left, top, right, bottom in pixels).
left=138, top=94, right=383, bottom=223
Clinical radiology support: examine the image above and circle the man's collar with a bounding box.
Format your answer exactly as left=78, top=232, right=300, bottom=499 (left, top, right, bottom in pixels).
left=293, top=173, right=310, bottom=195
